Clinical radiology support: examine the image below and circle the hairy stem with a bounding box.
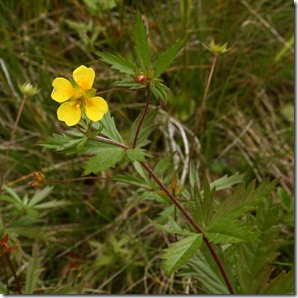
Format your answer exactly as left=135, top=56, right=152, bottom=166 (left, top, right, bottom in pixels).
left=132, top=86, right=150, bottom=148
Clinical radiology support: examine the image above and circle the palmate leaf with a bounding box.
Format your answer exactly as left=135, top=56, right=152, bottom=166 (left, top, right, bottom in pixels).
left=83, top=146, right=125, bottom=175
left=153, top=38, right=186, bottom=77
left=161, top=234, right=203, bottom=275
left=96, top=51, right=137, bottom=75
left=134, top=12, right=151, bottom=70
left=208, top=178, right=278, bottom=225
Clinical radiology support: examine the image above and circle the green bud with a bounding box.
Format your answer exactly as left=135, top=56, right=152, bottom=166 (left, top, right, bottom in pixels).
left=19, top=82, right=40, bottom=96
left=203, top=38, right=231, bottom=54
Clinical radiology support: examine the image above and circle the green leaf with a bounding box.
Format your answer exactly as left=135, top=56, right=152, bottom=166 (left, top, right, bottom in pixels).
left=209, top=178, right=278, bottom=225
left=153, top=153, right=175, bottom=178
left=126, top=148, right=150, bottom=162
left=114, top=173, right=150, bottom=189
left=133, top=161, right=151, bottom=184
left=28, top=186, right=53, bottom=208
left=161, top=234, right=203, bottom=275
left=129, top=107, right=159, bottom=147
left=83, top=146, right=125, bottom=175
left=151, top=80, right=170, bottom=103
left=39, top=130, right=86, bottom=153
left=260, top=269, right=294, bottom=294
left=205, top=219, right=259, bottom=244
left=134, top=12, right=151, bottom=70
left=25, top=243, right=43, bottom=294
left=234, top=199, right=282, bottom=294
left=1, top=185, right=22, bottom=205
left=100, top=111, right=124, bottom=143
left=112, top=77, right=145, bottom=89
left=209, top=172, right=245, bottom=191
left=149, top=217, right=192, bottom=235
left=153, top=38, right=186, bottom=77
left=186, top=249, right=230, bottom=294
left=96, top=51, right=137, bottom=75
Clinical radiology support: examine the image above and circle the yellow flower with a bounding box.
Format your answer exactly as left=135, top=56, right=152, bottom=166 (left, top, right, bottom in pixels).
left=51, top=65, right=108, bottom=126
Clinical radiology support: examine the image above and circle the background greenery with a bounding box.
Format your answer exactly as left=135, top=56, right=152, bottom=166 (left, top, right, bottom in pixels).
left=0, top=0, right=294, bottom=294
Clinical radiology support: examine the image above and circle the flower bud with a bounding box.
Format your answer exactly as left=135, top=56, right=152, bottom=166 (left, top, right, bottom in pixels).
left=28, top=170, right=46, bottom=187
left=18, top=82, right=40, bottom=96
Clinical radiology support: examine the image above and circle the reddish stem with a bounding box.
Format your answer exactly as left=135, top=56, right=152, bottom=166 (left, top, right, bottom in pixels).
left=4, top=254, right=22, bottom=294
left=140, top=162, right=234, bottom=294
left=132, top=86, right=150, bottom=148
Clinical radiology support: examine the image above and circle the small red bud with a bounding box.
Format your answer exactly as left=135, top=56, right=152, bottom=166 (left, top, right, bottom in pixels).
left=135, top=74, right=146, bottom=84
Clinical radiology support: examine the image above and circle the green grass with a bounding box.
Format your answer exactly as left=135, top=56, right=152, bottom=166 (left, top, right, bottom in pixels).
left=0, top=0, right=294, bottom=294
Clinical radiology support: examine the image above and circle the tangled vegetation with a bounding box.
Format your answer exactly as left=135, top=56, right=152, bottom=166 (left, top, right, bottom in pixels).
left=0, top=0, right=294, bottom=294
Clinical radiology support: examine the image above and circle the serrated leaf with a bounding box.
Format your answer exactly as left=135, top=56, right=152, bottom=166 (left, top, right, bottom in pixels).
left=209, top=178, right=278, bottom=225
left=205, top=219, right=259, bottom=244
left=39, top=130, right=86, bottom=153
left=126, top=148, right=149, bottom=162
left=96, top=51, right=137, bottom=75
left=161, top=234, right=203, bottom=275
left=153, top=38, right=186, bottom=77
left=134, top=12, right=151, bottom=70
left=100, top=111, right=124, bottom=143
left=83, top=147, right=125, bottom=175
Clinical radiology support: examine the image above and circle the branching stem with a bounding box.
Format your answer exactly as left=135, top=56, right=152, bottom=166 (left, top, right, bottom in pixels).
left=94, top=135, right=234, bottom=294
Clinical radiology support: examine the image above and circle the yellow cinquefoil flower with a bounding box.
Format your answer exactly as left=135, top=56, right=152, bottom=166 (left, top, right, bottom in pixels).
left=51, top=65, right=108, bottom=126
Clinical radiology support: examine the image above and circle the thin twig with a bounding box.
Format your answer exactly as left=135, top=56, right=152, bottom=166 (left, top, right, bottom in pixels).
left=132, top=86, right=150, bottom=148
left=4, top=254, right=22, bottom=294
left=188, top=54, right=218, bottom=171
left=1, top=94, right=27, bottom=187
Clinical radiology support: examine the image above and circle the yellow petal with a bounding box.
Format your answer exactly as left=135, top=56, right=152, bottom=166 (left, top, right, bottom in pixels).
left=51, top=78, right=76, bottom=102
left=57, top=100, right=82, bottom=126
left=85, top=97, right=108, bottom=122
left=73, top=65, right=95, bottom=91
